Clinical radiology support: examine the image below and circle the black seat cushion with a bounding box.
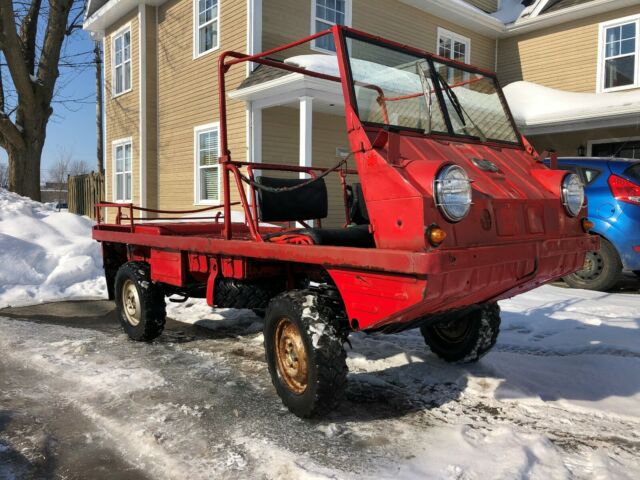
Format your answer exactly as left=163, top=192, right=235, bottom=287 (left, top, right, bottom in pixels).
left=263, top=225, right=374, bottom=248
left=256, top=176, right=328, bottom=222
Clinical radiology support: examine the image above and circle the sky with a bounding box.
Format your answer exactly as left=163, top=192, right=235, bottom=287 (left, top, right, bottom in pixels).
left=0, top=28, right=97, bottom=181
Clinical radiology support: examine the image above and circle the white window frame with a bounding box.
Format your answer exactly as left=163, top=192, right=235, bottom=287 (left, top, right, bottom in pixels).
left=194, top=123, right=221, bottom=205
left=436, top=27, right=471, bottom=64
left=112, top=138, right=133, bottom=203
left=193, top=0, right=221, bottom=59
left=597, top=14, right=640, bottom=93
left=310, top=0, right=352, bottom=54
left=111, top=24, right=132, bottom=97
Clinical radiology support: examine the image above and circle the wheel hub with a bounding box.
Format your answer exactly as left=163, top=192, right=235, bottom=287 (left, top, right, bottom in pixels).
left=576, top=251, right=604, bottom=281
left=274, top=318, right=308, bottom=394
left=121, top=279, right=141, bottom=326
left=432, top=317, right=472, bottom=344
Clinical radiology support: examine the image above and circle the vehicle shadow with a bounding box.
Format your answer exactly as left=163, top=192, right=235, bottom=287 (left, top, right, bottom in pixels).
left=0, top=410, right=58, bottom=480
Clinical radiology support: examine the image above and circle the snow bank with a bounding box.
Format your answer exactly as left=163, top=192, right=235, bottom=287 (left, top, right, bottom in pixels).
left=503, top=80, right=640, bottom=126
left=0, top=188, right=107, bottom=308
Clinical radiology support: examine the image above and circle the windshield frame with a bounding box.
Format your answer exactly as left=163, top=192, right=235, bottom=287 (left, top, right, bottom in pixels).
left=335, top=26, right=523, bottom=148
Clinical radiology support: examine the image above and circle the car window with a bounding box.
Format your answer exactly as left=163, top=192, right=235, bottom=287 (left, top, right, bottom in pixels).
left=581, top=168, right=602, bottom=185
left=625, top=163, right=640, bottom=183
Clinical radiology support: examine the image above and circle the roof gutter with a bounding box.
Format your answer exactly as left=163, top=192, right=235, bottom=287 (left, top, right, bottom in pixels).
left=504, top=0, right=640, bottom=36
left=83, top=0, right=167, bottom=38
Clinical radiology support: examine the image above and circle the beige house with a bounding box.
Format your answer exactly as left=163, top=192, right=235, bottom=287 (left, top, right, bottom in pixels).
left=83, top=0, right=640, bottom=223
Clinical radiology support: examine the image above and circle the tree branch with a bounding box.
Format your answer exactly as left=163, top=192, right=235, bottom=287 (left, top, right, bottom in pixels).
left=36, top=0, right=74, bottom=104
left=19, top=0, right=41, bottom=74
left=0, top=0, right=36, bottom=106
left=65, top=4, right=84, bottom=35
left=0, top=112, right=25, bottom=149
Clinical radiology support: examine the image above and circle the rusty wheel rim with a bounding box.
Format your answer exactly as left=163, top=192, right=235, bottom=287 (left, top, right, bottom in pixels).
left=274, top=317, right=308, bottom=394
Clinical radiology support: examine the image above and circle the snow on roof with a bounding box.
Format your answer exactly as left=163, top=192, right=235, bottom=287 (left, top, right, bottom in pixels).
left=491, top=0, right=530, bottom=23
left=503, top=81, right=640, bottom=126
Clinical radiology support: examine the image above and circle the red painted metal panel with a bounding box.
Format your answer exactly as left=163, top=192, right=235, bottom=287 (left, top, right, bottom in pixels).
left=150, top=250, right=185, bottom=287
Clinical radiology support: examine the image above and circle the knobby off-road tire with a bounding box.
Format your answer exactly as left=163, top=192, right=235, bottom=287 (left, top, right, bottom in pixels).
left=264, top=290, right=348, bottom=418
left=563, top=237, right=622, bottom=292
left=214, top=278, right=283, bottom=316
left=421, top=303, right=501, bottom=363
left=114, top=262, right=166, bottom=342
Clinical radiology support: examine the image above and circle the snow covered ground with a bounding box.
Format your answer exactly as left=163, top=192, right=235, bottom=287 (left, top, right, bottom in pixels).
left=1, top=187, right=639, bottom=478
left=0, top=188, right=107, bottom=308
left=1, top=284, right=639, bottom=479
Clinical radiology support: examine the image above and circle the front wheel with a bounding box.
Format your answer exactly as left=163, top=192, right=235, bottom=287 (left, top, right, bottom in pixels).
left=264, top=290, right=348, bottom=418
left=114, top=262, right=166, bottom=342
left=563, top=237, right=622, bottom=291
left=420, top=303, right=500, bottom=363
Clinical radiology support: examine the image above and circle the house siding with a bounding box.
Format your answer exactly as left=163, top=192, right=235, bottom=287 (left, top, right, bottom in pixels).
left=263, top=0, right=497, bottom=71
left=156, top=0, right=247, bottom=211
left=497, top=6, right=640, bottom=92
left=104, top=8, right=140, bottom=212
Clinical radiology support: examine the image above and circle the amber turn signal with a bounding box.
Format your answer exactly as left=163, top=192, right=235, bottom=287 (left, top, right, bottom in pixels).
left=581, top=218, right=594, bottom=232
left=427, top=225, right=447, bottom=246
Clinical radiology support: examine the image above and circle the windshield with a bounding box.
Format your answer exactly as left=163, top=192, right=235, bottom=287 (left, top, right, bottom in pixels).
left=345, top=35, right=520, bottom=145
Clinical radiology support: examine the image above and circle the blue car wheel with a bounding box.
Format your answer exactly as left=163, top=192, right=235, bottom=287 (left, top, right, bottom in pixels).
left=563, top=237, right=623, bottom=291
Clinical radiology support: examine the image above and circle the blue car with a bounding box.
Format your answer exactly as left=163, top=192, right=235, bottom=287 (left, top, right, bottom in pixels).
left=548, top=157, right=640, bottom=291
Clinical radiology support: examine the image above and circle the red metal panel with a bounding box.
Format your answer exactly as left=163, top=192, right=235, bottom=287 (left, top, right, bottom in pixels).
left=150, top=250, right=185, bottom=287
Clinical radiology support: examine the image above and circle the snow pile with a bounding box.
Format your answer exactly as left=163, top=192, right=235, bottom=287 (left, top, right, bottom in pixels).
left=491, top=0, right=530, bottom=23
left=0, top=188, right=107, bottom=308
left=504, top=80, right=640, bottom=126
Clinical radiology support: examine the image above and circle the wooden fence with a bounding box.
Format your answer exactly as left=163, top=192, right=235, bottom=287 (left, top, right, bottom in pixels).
left=68, top=171, right=105, bottom=219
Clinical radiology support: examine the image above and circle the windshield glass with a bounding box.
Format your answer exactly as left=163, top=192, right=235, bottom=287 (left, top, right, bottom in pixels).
left=345, top=36, right=520, bottom=145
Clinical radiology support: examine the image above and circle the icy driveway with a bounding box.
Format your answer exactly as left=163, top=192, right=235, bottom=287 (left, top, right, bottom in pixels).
left=0, top=285, right=639, bottom=480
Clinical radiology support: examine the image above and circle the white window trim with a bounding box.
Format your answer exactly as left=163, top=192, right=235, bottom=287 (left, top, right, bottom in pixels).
left=310, top=0, right=352, bottom=54
left=587, top=135, right=640, bottom=156
left=110, top=23, right=132, bottom=98
left=112, top=137, right=133, bottom=203
left=597, top=14, right=640, bottom=93
left=193, top=0, right=221, bottom=59
left=436, top=27, right=471, bottom=64
left=194, top=123, right=221, bottom=205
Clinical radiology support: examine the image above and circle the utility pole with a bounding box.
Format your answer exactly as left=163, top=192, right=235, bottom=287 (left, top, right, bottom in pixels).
left=94, top=41, right=104, bottom=173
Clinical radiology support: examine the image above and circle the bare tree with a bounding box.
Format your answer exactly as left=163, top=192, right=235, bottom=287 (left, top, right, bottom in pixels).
left=48, top=146, right=72, bottom=206
left=0, top=0, right=86, bottom=201
left=69, top=158, right=89, bottom=176
left=0, top=161, right=7, bottom=188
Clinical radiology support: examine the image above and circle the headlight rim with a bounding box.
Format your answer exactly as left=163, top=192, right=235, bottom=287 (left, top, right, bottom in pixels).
left=561, top=173, right=584, bottom=217
left=433, top=164, right=473, bottom=223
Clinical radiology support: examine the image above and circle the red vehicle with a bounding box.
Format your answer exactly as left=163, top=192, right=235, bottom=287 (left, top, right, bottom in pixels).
left=93, top=26, right=598, bottom=418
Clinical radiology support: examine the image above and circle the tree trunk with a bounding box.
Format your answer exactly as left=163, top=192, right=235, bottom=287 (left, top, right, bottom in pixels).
left=8, top=143, right=43, bottom=201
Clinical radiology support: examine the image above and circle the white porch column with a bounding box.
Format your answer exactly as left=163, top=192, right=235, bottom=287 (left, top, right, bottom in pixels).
left=299, top=96, right=313, bottom=180
left=250, top=103, right=262, bottom=168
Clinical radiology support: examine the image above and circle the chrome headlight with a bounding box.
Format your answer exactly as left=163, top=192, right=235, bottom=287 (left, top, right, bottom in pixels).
left=434, top=165, right=472, bottom=222
left=561, top=174, right=584, bottom=217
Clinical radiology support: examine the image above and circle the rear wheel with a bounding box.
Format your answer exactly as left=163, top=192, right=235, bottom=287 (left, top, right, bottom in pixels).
left=420, top=303, right=500, bottom=363
left=114, top=262, right=166, bottom=342
left=563, top=237, right=622, bottom=291
left=264, top=290, right=348, bottom=418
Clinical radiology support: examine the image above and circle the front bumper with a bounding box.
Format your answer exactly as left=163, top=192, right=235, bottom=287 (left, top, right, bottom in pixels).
left=330, top=234, right=599, bottom=331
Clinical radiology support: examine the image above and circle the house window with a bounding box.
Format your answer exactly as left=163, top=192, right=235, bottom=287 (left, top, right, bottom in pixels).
left=599, top=16, right=640, bottom=91
left=114, top=141, right=132, bottom=202
left=112, top=28, right=131, bottom=96
left=195, top=0, right=219, bottom=56
left=437, top=28, right=470, bottom=64
left=311, top=0, right=351, bottom=53
left=195, top=125, right=220, bottom=203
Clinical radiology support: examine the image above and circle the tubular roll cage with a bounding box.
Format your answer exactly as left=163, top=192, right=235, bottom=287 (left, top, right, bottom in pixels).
left=97, top=25, right=519, bottom=239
